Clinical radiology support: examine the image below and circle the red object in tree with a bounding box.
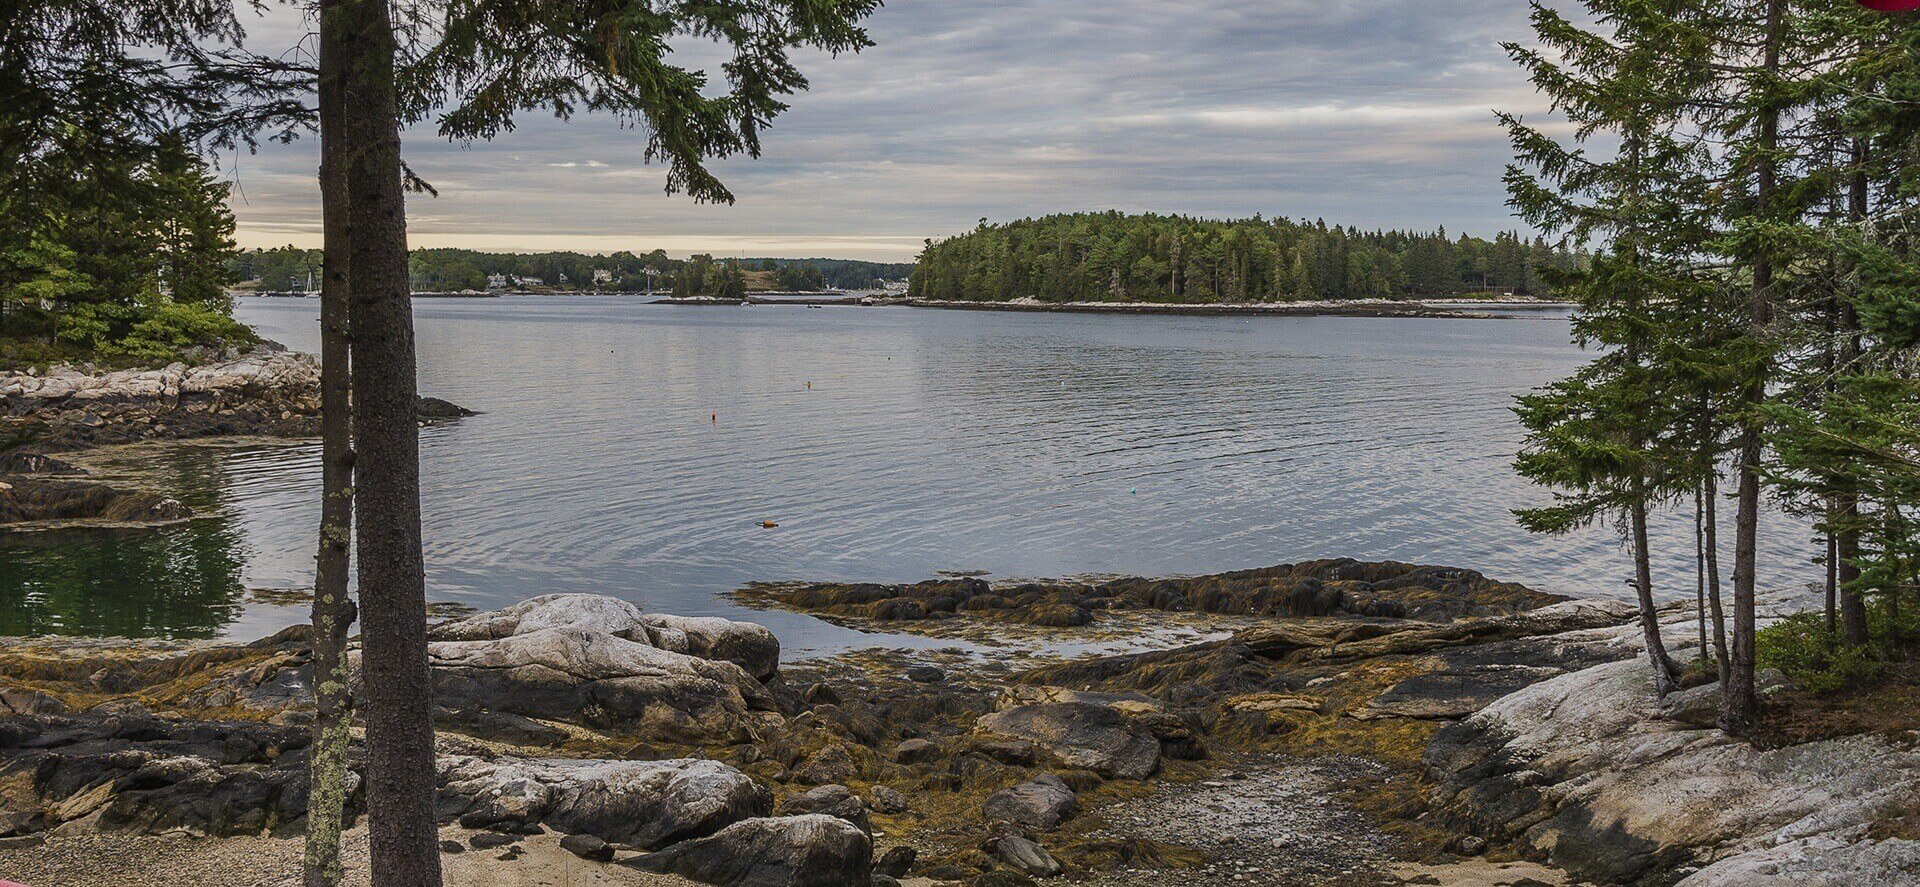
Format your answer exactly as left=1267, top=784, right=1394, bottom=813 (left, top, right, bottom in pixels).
left=1861, top=0, right=1920, bottom=10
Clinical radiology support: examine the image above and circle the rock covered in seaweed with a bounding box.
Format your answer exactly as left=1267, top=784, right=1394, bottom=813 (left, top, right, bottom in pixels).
left=751, top=559, right=1566, bottom=631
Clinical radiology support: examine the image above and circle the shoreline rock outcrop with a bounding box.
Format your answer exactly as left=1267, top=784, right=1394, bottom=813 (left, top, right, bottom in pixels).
left=746, top=559, right=1566, bottom=632
left=0, top=351, right=473, bottom=527
left=1424, top=657, right=1920, bottom=886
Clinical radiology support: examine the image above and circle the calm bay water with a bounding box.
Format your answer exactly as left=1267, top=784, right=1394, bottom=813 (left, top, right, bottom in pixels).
left=0, top=297, right=1815, bottom=652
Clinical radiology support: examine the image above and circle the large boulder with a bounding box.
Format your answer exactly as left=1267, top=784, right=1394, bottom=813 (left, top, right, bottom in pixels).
left=975, top=703, right=1159, bottom=780
left=1678, top=835, right=1920, bottom=886
left=439, top=755, right=770, bottom=849
left=430, top=594, right=781, bottom=681
left=428, top=626, right=780, bottom=742
left=628, top=814, right=873, bottom=887
left=984, top=775, right=1078, bottom=830
left=776, top=784, right=870, bottom=835
left=1425, top=657, right=1920, bottom=886
left=0, top=711, right=330, bottom=839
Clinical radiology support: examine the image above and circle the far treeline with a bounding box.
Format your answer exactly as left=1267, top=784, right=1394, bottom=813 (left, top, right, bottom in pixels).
left=906, top=212, right=1583, bottom=303
left=230, top=247, right=913, bottom=295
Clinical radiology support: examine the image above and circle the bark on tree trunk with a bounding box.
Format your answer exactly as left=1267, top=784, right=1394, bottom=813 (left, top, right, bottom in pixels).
left=1705, top=472, right=1731, bottom=686
left=303, top=3, right=356, bottom=884
left=1837, top=138, right=1870, bottom=649
left=339, top=0, right=441, bottom=883
left=1632, top=487, right=1680, bottom=695
left=1722, top=0, right=1785, bottom=737
left=1695, top=489, right=1708, bottom=662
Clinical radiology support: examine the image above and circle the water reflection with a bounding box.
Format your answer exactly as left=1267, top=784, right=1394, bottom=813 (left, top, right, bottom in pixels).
left=0, top=523, right=246, bottom=639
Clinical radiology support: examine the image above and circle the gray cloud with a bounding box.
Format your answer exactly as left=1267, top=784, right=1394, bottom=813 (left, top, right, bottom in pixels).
left=224, top=0, right=1550, bottom=260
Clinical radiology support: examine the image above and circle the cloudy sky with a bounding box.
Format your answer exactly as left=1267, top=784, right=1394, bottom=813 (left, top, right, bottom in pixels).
left=227, top=1, right=1554, bottom=261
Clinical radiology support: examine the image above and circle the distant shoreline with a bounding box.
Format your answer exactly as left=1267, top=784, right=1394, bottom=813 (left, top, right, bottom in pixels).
left=652, top=294, right=1570, bottom=318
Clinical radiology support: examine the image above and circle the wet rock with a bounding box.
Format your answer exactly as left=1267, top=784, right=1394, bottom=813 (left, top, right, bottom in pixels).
left=0, top=452, right=84, bottom=475
left=777, top=784, right=870, bottom=834
left=0, top=477, right=190, bottom=525
left=560, top=832, right=616, bottom=861
left=758, top=560, right=1565, bottom=630
left=439, top=839, right=466, bottom=854
left=971, top=873, right=1036, bottom=887
left=0, top=711, right=332, bottom=838
left=415, top=396, right=475, bottom=421
left=989, top=835, right=1062, bottom=878
left=874, top=845, right=916, bottom=878
left=905, top=665, right=947, bottom=684
left=983, top=776, right=1078, bottom=830
left=975, top=703, right=1160, bottom=780
left=469, top=832, right=519, bottom=850
left=627, top=814, right=873, bottom=887
left=439, top=755, right=771, bottom=849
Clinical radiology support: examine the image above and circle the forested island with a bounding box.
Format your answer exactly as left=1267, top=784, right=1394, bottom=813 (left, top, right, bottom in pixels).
left=905, top=212, right=1583, bottom=304
left=231, top=247, right=913, bottom=295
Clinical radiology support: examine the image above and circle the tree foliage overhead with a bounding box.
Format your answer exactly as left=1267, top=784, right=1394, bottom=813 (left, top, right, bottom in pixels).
left=907, top=212, right=1581, bottom=303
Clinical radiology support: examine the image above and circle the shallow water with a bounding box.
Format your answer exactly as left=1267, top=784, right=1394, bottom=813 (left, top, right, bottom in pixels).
left=0, top=297, right=1815, bottom=652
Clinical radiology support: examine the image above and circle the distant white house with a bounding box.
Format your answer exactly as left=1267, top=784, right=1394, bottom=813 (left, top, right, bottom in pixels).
left=514, top=276, right=544, bottom=287
left=593, top=269, right=614, bottom=284
left=487, top=273, right=509, bottom=289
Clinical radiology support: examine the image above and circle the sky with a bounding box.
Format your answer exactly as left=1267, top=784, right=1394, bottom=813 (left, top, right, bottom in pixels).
left=226, top=1, right=1557, bottom=262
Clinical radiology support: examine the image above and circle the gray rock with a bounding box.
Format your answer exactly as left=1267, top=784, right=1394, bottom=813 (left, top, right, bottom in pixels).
left=428, top=594, right=780, bottom=681
left=975, top=703, right=1160, bottom=780
left=892, top=738, right=937, bottom=765
left=1426, top=656, right=1920, bottom=887
left=904, top=666, right=945, bottom=684
left=990, top=835, right=1062, bottom=878
left=778, top=784, right=871, bottom=834
left=439, top=755, right=771, bottom=850
left=427, top=625, right=779, bottom=741
left=628, top=814, right=873, bottom=887
left=874, top=845, right=916, bottom=879
left=868, top=786, right=909, bottom=814
left=983, top=776, right=1078, bottom=830
left=469, top=832, right=519, bottom=850
left=560, top=832, right=616, bottom=861
left=1678, top=835, right=1920, bottom=885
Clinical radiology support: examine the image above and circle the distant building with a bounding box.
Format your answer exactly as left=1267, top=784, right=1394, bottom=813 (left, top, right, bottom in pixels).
left=514, top=276, right=544, bottom=287
left=593, top=269, right=614, bottom=284
left=487, top=273, right=509, bottom=289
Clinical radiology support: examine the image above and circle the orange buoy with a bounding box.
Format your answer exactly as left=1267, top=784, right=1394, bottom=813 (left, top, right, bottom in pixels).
left=761, top=520, right=779, bottom=529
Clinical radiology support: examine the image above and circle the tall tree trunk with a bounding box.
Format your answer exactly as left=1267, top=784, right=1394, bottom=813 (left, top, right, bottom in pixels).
left=1722, top=0, right=1785, bottom=737
left=1632, top=485, right=1680, bottom=695
left=303, top=3, right=356, bottom=884
left=338, top=0, right=441, bottom=884
left=1704, top=472, right=1730, bottom=685
left=1695, top=489, right=1709, bottom=662
left=1837, top=138, right=1869, bottom=648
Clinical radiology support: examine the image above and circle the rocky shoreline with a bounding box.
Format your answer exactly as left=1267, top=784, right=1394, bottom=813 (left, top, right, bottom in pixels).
left=1, top=563, right=1910, bottom=886
left=0, top=352, right=471, bottom=528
